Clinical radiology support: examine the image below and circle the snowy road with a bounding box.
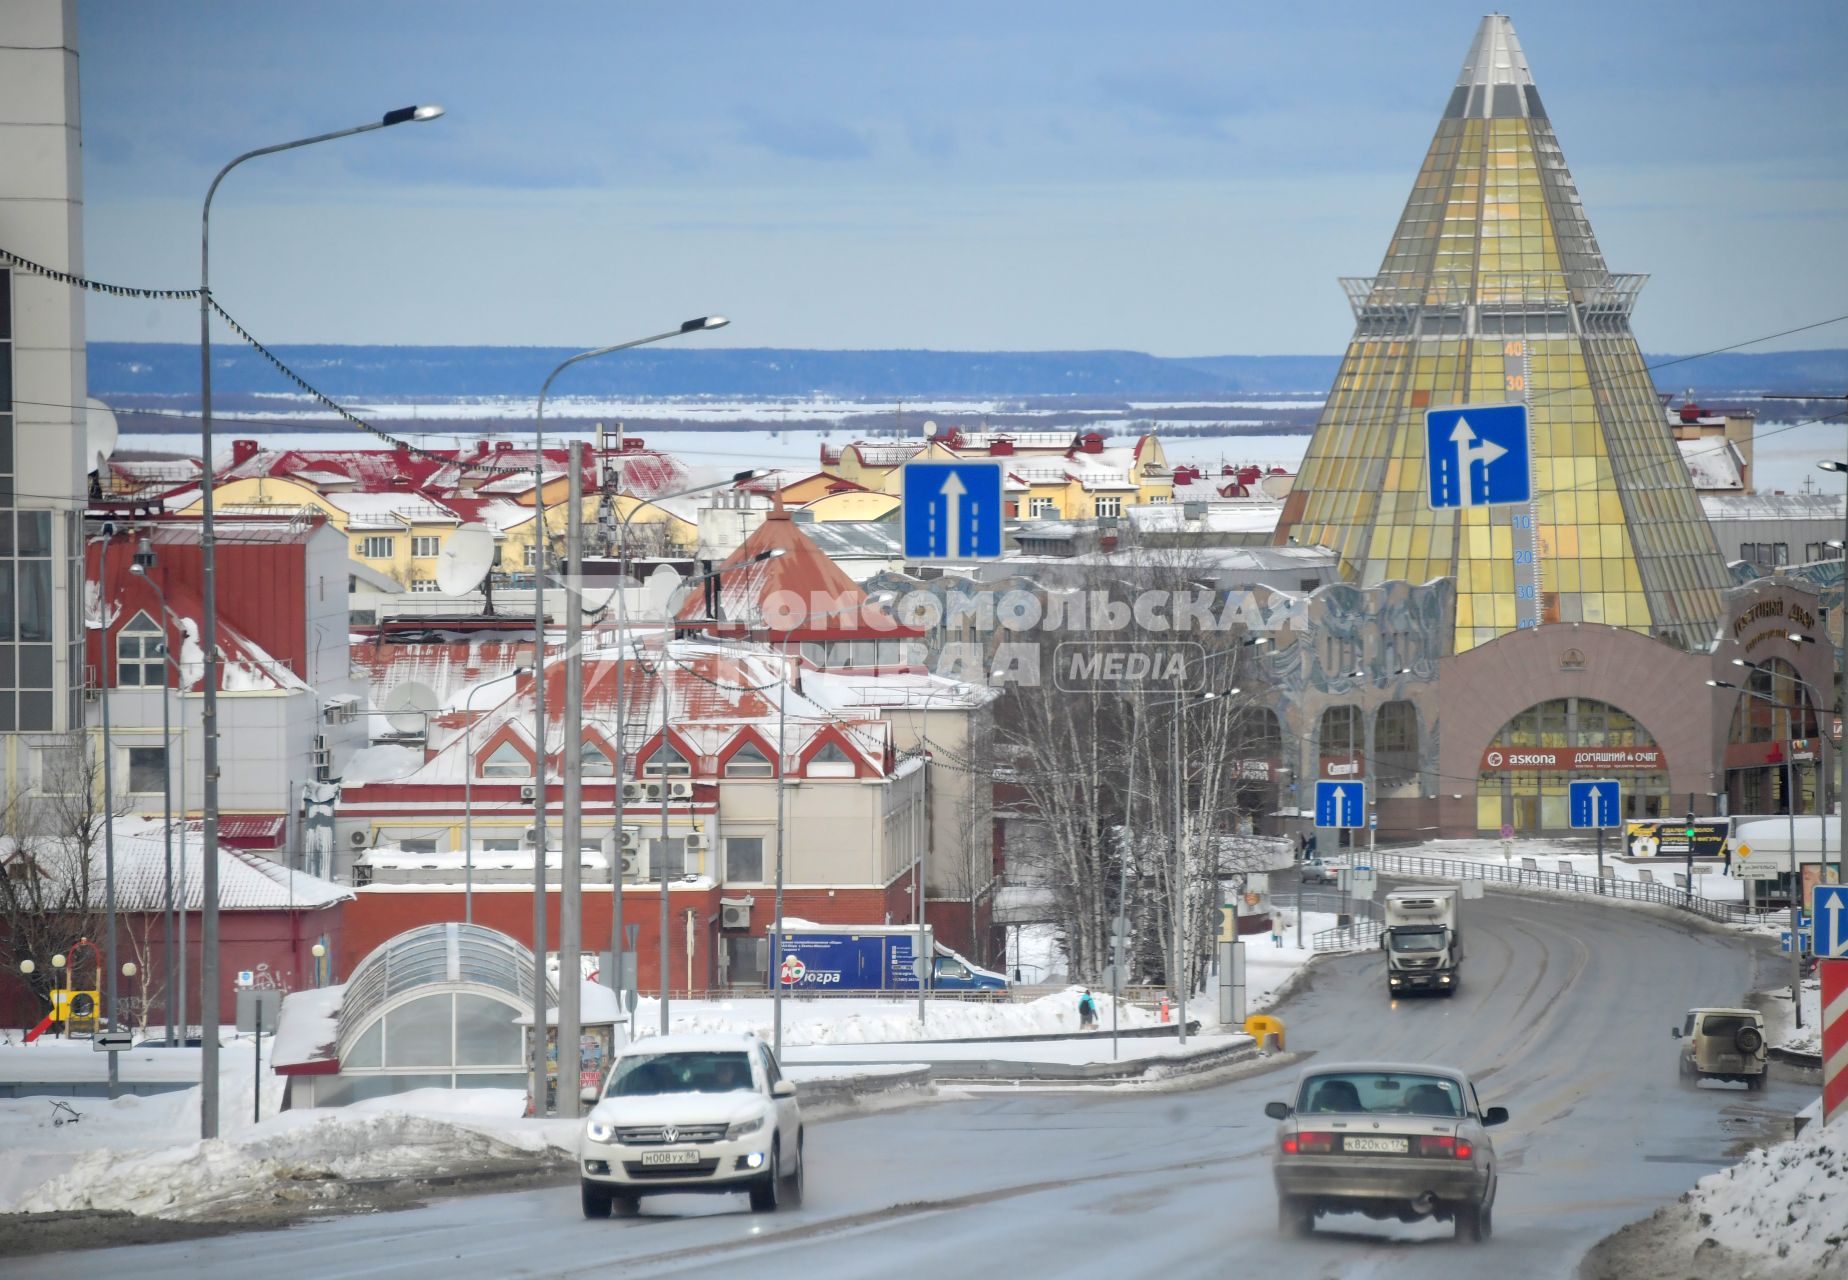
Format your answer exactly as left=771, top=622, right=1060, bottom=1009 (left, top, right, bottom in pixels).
left=4, top=886, right=1810, bottom=1280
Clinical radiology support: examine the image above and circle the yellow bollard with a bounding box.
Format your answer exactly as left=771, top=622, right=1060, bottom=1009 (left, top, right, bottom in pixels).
left=1244, top=1014, right=1285, bottom=1051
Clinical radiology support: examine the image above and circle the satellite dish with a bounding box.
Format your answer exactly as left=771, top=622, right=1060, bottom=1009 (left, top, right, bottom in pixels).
left=383, top=681, right=439, bottom=736
left=435, top=524, right=496, bottom=595
left=85, top=398, right=119, bottom=473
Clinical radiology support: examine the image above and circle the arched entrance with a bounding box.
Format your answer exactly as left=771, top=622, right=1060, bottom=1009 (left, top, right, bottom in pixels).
left=1477, top=697, right=1669, bottom=832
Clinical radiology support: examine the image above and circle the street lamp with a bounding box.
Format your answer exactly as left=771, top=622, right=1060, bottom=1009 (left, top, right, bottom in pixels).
left=94, top=527, right=121, bottom=1099
left=310, top=942, right=326, bottom=988
left=529, top=321, right=732, bottom=1116
left=1708, top=676, right=1811, bottom=1023
left=196, top=103, right=443, bottom=1140
left=128, top=538, right=176, bottom=1046
left=463, top=664, right=529, bottom=925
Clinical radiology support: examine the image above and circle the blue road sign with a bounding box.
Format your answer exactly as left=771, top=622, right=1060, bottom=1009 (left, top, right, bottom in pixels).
left=1816, top=884, right=1848, bottom=959
left=1782, top=932, right=1795, bottom=954
left=1425, top=403, right=1531, bottom=510
left=1315, top=780, right=1367, bottom=829
left=902, top=462, right=1004, bottom=559
left=1568, top=779, right=1622, bottom=829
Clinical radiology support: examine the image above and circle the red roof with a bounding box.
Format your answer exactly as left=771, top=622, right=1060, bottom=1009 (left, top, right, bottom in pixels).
left=674, top=501, right=918, bottom=641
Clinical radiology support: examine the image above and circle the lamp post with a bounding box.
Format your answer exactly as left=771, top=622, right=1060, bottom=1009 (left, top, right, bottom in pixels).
left=463, top=665, right=528, bottom=926
left=310, top=942, right=326, bottom=988
left=197, top=103, right=443, bottom=1139
left=1709, top=676, right=1812, bottom=1025
left=128, top=539, right=176, bottom=1046
left=528, top=321, right=728, bottom=1115
left=94, top=528, right=120, bottom=1099
left=601, top=468, right=762, bottom=1037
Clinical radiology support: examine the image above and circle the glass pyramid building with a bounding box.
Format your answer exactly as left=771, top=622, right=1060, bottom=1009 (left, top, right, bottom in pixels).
left=1275, top=14, right=1730, bottom=654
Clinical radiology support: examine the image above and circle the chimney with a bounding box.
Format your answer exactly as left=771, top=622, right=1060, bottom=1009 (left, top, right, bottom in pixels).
left=1079, top=432, right=1105, bottom=454
left=231, top=439, right=260, bottom=467
left=989, top=439, right=1014, bottom=456
left=475, top=440, right=490, bottom=458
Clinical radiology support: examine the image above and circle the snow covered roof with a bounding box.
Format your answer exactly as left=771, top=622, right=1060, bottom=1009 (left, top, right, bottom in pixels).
left=1126, top=501, right=1284, bottom=535
left=1677, top=438, right=1746, bottom=491
left=1702, top=493, right=1844, bottom=521
left=2, top=816, right=352, bottom=912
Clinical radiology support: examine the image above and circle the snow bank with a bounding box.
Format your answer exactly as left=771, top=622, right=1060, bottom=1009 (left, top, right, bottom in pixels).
left=1673, top=1118, right=1847, bottom=1275
left=339, top=743, right=424, bottom=785
left=631, top=988, right=1169, bottom=1045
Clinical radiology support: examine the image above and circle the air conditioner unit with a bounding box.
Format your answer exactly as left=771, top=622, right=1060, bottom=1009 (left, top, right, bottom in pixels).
left=621, top=781, right=647, bottom=803
left=311, top=735, right=332, bottom=781
left=667, top=780, right=694, bottom=801
left=349, top=830, right=370, bottom=848
left=520, top=784, right=537, bottom=801
left=719, top=899, right=753, bottom=930
left=683, top=830, right=708, bottom=852
left=523, top=826, right=539, bottom=847
left=645, top=780, right=667, bottom=802
left=620, top=827, right=640, bottom=852
left=620, top=850, right=644, bottom=882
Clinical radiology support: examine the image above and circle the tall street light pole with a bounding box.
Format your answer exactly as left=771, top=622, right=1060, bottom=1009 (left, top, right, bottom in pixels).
left=197, top=103, right=443, bottom=1139
left=528, top=319, right=729, bottom=1114
left=95, top=528, right=119, bottom=1099
left=128, top=539, right=175, bottom=1046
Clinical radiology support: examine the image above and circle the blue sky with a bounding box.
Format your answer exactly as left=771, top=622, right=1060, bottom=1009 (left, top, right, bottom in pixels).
left=76, top=1, right=1848, bottom=357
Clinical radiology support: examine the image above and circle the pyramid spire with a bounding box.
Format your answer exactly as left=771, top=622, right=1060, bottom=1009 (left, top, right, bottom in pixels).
left=1276, top=15, right=1730, bottom=654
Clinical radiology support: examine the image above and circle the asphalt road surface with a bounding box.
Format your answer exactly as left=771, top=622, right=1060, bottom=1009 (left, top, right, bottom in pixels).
left=3, top=886, right=1811, bottom=1280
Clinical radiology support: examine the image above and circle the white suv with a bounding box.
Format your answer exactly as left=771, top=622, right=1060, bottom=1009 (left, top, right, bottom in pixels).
left=579, top=1033, right=804, bottom=1217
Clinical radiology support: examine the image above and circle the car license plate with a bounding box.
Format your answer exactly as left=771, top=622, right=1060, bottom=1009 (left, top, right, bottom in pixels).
left=640, top=1148, right=700, bottom=1166
left=1343, top=1136, right=1408, bottom=1154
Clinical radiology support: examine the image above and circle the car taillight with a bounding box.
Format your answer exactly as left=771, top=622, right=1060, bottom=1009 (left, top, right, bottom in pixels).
left=1283, top=1131, right=1335, bottom=1155
left=1417, top=1135, right=1472, bottom=1159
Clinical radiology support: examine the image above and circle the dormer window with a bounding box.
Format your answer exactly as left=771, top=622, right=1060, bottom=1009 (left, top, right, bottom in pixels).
left=806, top=740, right=854, bottom=777
left=641, top=744, right=692, bottom=777
left=116, top=611, right=165, bottom=688
left=724, top=742, right=774, bottom=777
left=481, top=741, right=530, bottom=779
left=580, top=740, right=613, bottom=777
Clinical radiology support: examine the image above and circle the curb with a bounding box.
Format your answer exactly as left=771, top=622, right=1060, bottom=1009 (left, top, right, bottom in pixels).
left=794, top=1065, right=935, bottom=1109
left=806, top=1036, right=1258, bottom=1084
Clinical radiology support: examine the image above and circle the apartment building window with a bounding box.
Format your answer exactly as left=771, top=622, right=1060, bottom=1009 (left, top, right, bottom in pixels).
left=1028, top=498, right=1056, bottom=518
left=726, top=835, right=764, bottom=882
left=115, top=611, right=166, bottom=687
left=409, top=578, right=441, bottom=593
left=360, top=535, right=396, bottom=559
left=0, top=270, right=63, bottom=732
left=127, top=745, right=167, bottom=794
left=411, top=535, right=442, bottom=558
left=1095, top=497, right=1123, bottom=518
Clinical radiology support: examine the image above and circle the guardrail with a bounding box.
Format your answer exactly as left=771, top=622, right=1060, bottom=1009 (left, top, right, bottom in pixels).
left=1313, top=918, right=1384, bottom=952
left=1351, top=851, right=1777, bottom=927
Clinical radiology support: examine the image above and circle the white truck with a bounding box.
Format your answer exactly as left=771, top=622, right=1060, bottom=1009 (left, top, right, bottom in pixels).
left=1381, top=888, right=1462, bottom=997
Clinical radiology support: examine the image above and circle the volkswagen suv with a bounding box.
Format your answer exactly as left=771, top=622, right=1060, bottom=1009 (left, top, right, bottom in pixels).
left=579, top=1033, right=804, bottom=1217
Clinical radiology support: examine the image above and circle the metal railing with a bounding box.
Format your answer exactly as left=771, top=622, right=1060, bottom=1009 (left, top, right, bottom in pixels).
left=1313, top=918, right=1384, bottom=952
left=1351, top=851, right=1777, bottom=927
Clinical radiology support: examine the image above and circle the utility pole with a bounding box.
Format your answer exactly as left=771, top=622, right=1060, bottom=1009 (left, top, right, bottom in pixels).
left=558, top=443, right=584, bottom=1118
left=658, top=664, right=673, bottom=1035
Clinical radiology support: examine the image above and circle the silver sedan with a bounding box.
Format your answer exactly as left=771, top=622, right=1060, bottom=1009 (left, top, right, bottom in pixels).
left=1265, top=1061, right=1507, bottom=1242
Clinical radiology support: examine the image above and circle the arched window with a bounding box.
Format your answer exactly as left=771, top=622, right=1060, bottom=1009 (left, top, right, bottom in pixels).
left=806, top=740, right=853, bottom=777
left=1318, top=705, right=1362, bottom=756
left=116, top=611, right=165, bottom=688
left=1374, top=701, right=1420, bottom=784
left=725, top=742, right=775, bottom=777
left=1729, top=658, right=1819, bottom=745
left=1481, top=697, right=1665, bottom=831
left=579, top=741, right=613, bottom=777
left=480, top=741, right=530, bottom=779
left=642, top=744, right=692, bottom=777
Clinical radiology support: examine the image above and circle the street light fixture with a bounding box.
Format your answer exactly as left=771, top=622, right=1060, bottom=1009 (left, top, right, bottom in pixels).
left=196, top=103, right=443, bottom=1140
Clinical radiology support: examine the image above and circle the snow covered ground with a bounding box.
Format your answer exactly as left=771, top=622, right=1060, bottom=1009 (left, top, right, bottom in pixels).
left=1592, top=1110, right=1846, bottom=1279
left=1382, top=835, right=1752, bottom=903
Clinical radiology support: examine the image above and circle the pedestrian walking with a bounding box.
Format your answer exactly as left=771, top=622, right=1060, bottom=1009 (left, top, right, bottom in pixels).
left=1271, top=916, right=1284, bottom=948
left=1078, top=988, right=1098, bottom=1030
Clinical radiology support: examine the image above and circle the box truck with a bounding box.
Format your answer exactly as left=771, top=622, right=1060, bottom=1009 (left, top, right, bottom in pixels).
left=1381, top=888, right=1462, bottom=997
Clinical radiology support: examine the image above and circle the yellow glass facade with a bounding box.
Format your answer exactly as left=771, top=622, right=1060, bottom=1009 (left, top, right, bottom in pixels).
left=1280, top=17, right=1729, bottom=654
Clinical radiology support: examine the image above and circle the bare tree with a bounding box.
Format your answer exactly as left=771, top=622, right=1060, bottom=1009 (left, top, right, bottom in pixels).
left=0, top=735, right=125, bottom=1015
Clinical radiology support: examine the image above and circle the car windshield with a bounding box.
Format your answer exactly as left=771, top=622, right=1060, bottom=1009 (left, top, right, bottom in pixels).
left=1388, top=930, right=1447, bottom=953
left=1298, top=1072, right=1464, bottom=1116
left=606, top=1051, right=755, bottom=1097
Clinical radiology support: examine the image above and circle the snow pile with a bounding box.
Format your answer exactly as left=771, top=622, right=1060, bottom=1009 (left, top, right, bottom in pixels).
left=338, top=743, right=425, bottom=785
left=16, top=1100, right=565, bottom=1219
left=1672, top=1117, right=1847, bottom=1276
left=635, top=988, right=1168, bottom=1046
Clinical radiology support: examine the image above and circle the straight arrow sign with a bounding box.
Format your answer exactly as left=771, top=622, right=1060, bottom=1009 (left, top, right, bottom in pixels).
left=1823, top=887, right=1848, bottom=959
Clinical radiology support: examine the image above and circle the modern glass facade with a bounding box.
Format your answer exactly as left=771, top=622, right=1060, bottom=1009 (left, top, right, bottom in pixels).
left=1277, top=15, right=1730, bottom=654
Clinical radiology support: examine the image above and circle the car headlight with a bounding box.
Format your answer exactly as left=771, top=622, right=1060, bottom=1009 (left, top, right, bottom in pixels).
left=586, top=1120, right=615, bottom=1143
left=726, top=1115, right=766, bottom=1140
